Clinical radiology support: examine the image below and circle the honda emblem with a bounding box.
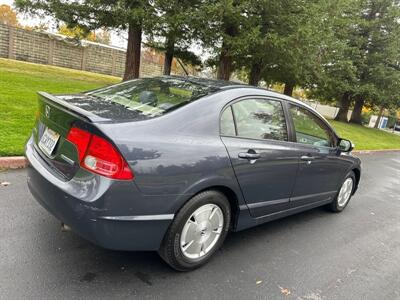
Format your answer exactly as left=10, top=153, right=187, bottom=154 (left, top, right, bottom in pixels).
left=45, top=105, right=51, bottom=118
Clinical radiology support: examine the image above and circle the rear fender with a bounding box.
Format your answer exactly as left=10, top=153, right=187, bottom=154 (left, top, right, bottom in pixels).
left=171, top=175, right=248, bottom=214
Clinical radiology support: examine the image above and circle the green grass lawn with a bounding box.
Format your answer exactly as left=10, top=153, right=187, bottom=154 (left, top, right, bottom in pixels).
left=329, top=119, right=400, bottom=151
left=0, top=58, right=399, bottom=155
left=0, top=58, right=119, bottom=156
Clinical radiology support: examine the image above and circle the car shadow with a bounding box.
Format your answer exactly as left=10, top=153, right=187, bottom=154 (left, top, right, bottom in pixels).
left=33, top=205, right=336, bottom=288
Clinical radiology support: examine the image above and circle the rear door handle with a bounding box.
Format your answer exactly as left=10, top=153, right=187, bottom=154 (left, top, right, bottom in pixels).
left=238, top=152, right=261, bottom=160
left=300, top=155, right=315, bottom=162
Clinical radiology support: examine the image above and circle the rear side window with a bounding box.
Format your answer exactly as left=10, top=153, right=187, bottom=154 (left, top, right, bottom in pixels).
left=221, top=98, right=288, bottom=141
left=289, top=104, right=334, bottom=147
left=220, top=106, right=236, bottom=136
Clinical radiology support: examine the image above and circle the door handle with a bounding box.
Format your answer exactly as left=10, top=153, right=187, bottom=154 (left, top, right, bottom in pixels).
left=238, top=151, right=261, bottom=160
left=300, top=155, right=315, bottom=162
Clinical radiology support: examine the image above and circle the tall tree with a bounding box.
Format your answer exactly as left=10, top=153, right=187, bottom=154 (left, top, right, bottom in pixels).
left=196, top=0, right=248, bottom=80
left=310, top=0, right=362, bottom=122
left=263, top=0, right=339, bottom=96
left=146, top=0, right=200, bottom=75
left=218, top=0, right=341, bottom=91
left=311, top=0, right=400, bottom=124
left=15, top=0, right=154, bottom=81
left=234, top=0, right=272, bottom=86
left=370, top=61, right=400, bottom=127
left=348, top=0, right=400, bottom=124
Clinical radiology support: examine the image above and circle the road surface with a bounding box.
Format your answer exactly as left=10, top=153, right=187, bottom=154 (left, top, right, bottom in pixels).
left=1, top=152, right=399, bottom=299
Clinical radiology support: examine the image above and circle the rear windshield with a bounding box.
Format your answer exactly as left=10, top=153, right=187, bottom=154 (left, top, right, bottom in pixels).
left=79, top=77, right=220, bottom=121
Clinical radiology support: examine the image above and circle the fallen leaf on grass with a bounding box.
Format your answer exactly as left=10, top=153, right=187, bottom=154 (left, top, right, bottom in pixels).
left=0, top=181, right=11, bottom=186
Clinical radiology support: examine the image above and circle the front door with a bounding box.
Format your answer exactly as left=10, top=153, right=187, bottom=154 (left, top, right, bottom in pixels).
left=287, top=104, right=348, bottom=207
left=220, top=97, right=298, bottom=218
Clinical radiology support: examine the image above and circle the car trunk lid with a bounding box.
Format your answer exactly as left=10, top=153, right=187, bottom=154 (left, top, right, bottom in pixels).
left=33, top=92, right=109, bottom=180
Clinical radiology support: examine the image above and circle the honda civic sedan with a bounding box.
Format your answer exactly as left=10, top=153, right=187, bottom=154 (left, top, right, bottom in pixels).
left=26, top=76, right=361, bottom=271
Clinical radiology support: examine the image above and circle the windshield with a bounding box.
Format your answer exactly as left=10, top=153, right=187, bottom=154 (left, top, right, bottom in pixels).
left=82, top=77, right=221, bottom=121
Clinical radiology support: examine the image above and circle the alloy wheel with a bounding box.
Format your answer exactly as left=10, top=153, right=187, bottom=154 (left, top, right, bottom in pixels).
left=180, top=204, right=224, bottom=260
left=337, top=177, right=354, bottom=207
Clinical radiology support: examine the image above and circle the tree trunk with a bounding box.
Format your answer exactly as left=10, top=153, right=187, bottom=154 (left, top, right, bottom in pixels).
left=349, top=97, right=364, bottom=124
left=163, top=51, right=174, bottom=75
left=123, top=23, right=142, bottom=81
left=283, top=82, right=295, bottom=96
left=217, top=24, right=237, bottom=81
left=217, top=41, right=232, bottom=81
left=374, top=106, right=385, bottom=128
left=248, top=62, right=261, bottom=86
left=163, top=37, right=175, bottom=75
left=334, top=93, right=351, bottom=122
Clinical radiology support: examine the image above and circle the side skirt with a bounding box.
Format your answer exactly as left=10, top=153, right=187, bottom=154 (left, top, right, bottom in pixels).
left=235, top=199, right=332, bottom=232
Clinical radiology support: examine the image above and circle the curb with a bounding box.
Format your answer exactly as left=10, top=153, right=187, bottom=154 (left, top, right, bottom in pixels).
left=0, top=156, right=28, bottom=169
left=352, top=149, right=400, bottom=154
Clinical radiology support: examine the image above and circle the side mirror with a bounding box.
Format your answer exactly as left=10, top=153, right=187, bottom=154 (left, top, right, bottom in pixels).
left=338, top=139, right=354, bottom=152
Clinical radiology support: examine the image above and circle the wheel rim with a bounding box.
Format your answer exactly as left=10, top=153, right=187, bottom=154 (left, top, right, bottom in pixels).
left=180, top=204, right=224, bottom=260
left=337, top=177, right=354, bottom=207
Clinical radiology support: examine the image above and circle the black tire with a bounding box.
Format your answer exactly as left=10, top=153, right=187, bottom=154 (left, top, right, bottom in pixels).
left=329, top=171, right=356, bottom=212
left=158, top=190, right=231, bottom=271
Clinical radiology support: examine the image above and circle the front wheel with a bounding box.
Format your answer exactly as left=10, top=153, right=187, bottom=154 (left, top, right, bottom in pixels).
left=158, top=190, right=231, bottom=271
left=329, top=171, right=355, bottom=212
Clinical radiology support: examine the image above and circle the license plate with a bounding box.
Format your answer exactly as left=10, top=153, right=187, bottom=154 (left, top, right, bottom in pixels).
left=39, top=127, right=60, bottom=157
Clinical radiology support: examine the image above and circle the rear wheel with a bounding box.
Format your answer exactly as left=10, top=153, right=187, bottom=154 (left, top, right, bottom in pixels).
left=329, top=171, right=355, bottom=212
left=159, top=190, right=231, bottom=271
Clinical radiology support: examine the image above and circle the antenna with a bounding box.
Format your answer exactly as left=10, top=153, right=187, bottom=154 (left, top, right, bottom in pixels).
left=177, top=58, right=189, bottom=77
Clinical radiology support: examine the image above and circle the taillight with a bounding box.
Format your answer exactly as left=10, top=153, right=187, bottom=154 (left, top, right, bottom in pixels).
left=66, top=127, right=91, bottom=161
left=66, top=127, right=134, bottom=180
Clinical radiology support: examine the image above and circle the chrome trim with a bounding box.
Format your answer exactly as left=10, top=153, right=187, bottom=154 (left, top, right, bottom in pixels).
left=98, top=214, right=175, bottom=221
left=60, top=154, right=75, bottom=166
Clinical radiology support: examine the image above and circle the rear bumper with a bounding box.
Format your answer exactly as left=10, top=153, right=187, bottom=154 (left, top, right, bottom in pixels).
left=26, top=138, right=172, bottom=251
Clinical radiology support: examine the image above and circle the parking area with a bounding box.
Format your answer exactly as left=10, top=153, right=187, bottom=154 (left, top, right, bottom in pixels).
left=0, top=152, right=399, bottom=299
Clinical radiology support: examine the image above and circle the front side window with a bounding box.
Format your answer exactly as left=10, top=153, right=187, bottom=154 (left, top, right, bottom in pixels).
left=289, top=105, right=334, bottom=147
left=228, top=98, right=288, bottom=141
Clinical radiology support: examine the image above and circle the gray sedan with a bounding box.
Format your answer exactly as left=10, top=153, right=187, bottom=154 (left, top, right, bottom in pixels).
left=25, top=76, right=361, bottom=271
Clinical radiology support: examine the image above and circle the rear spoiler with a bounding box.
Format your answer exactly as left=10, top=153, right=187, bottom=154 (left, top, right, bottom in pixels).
left=38, top=92, right=110, bottom=123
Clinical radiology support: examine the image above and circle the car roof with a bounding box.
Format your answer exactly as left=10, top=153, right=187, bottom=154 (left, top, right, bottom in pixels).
left=157, top=75, right=245, bottom=89
left=146, top=75, right=304, bottom=103
left=167, top=75, right=315, bottom=108
left=144, top=76, right=335, bottom=133
left=160, top=75, right=303, bottom=105
left=163, top=76, right=337, bottom=136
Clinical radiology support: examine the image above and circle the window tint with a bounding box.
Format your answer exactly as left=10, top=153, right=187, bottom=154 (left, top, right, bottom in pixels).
left=289, top=105, right=334, bottom=147
left=231, top=99, right=288, bottom=141
left=220, top=106, right=236, bottom=136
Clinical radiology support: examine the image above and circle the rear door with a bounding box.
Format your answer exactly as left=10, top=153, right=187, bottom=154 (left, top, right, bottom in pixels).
left=286, top=104, right=347, bottom=207
left=220, top=97, right=299, bottom=218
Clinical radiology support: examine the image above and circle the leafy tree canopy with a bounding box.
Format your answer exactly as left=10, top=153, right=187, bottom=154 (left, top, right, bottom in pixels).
left=0, top=4, right=20, bottom=27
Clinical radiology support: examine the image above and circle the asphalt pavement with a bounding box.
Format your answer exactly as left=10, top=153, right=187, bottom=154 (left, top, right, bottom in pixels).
left=1, top=152, right=399, bottom=300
